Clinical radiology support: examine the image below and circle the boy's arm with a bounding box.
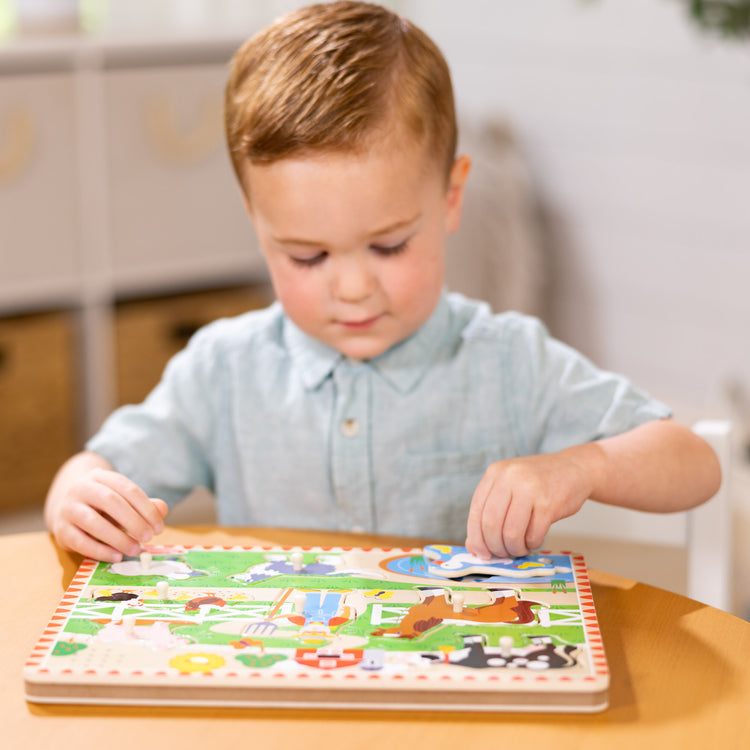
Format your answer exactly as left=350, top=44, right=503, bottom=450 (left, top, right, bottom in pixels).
left=466, top=418, right=722, bottom=560
left=44, top=451, right=168, bottom=563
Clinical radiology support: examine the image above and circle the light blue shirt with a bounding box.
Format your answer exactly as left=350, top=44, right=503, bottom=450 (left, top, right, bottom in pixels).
left=87, top=292, right=671, bottom=540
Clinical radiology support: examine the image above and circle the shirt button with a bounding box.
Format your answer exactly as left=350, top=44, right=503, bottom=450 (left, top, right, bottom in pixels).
left=340, top=418, right=360, bottom=437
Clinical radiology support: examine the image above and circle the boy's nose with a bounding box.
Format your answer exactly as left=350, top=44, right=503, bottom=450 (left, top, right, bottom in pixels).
left=333, top=258, right=376, bottom=302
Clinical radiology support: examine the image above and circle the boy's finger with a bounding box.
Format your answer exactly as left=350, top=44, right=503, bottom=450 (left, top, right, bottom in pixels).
left=502, top=496, right=533, bottom=558
left=465, top=476, right=495, bottom=559
left=86, top=488, right=158, bottom=547
left=524, top=507, right=550, bottom=552
left=151, top=498, right=169, bottom=520
left=75, top=502, right=144, bottom=557
left=58, top=522, right=127, bottom=564
left=91, top=470, right=164, bottom=534
left=66, top=488, right=148, bottom=556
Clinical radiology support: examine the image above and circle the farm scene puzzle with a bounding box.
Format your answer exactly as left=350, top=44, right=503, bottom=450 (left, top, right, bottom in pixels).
left=24, top=544, right=609, bottom=711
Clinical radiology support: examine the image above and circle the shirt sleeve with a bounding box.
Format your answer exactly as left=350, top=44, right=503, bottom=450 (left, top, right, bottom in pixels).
left=86, top=324, right=222, bottom=507
left=502, top=314, right=672, bottom=456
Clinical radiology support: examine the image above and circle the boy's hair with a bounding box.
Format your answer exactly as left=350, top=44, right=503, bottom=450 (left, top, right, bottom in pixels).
left=225, top=1, right=457, bottom=188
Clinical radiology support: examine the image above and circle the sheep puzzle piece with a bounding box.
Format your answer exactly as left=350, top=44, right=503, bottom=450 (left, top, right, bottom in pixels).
left=24, top=544, right=609, bottom=712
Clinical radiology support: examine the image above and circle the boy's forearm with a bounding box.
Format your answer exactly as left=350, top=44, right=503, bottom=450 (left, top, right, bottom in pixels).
left=560, top=419, right=722, bottom=514
left=44, top=451, right=113, bottom=530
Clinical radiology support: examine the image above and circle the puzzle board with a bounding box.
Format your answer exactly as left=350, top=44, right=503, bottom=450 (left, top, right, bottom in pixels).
left=24, top=544, right=609, bottom=712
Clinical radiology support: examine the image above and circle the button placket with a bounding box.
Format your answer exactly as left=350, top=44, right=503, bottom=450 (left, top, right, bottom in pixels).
left=330, top=361, right=372, bottom=531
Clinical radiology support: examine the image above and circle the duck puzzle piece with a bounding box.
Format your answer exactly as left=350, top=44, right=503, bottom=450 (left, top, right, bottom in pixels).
left=423, top=544, right=571, bottom=579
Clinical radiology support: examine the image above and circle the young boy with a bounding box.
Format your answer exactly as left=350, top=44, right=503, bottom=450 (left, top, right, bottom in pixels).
left=45, top=1, right=720, bottom=563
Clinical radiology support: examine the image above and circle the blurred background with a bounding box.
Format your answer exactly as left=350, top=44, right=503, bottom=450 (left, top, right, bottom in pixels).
left=1, top=0, right=748, bottom=615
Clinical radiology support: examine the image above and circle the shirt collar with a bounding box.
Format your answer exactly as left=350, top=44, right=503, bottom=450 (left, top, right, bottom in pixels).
left=283, top=292, right=452, bottom=393
left=283, top=318, right=344, bottom=391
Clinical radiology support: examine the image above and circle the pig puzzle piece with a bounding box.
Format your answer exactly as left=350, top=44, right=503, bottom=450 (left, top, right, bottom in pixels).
left=423, top=544, right=572, bottom=579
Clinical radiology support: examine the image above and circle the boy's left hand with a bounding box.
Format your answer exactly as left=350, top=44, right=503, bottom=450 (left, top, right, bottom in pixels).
left=465, top=452, right=595, bottom=559
left=465, top=420, right=723, bottom=559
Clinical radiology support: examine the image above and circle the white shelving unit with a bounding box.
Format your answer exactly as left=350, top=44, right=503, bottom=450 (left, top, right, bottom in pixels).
left=1, top=32, right=268, bottom=437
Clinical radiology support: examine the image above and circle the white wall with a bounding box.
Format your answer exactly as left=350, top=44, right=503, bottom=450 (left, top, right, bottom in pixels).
left=407, top=0, right=750, bottom=426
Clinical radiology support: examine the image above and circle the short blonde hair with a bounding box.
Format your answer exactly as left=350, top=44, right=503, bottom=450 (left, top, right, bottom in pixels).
left=225, top=1, right=457, bottom=186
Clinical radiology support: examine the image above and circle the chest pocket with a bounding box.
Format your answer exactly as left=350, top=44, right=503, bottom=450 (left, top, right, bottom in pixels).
left=390, top=447, right=504, bottom=538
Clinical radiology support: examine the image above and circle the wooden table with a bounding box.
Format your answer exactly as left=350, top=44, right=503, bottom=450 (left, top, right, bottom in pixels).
left=4, top=526, right=749, bottom=748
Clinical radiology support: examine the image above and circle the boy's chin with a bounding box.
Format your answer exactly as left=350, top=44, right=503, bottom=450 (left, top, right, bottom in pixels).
left=332, top=338, right=394, bottom=361
left=328, top=328, right=411, bottom=361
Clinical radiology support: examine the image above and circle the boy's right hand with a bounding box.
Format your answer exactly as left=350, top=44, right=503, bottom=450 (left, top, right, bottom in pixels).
left=46, top=456, right=168, bottom=562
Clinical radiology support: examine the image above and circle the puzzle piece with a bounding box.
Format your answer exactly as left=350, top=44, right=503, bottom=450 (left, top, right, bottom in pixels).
left=423, top=544, right=571, bottom=579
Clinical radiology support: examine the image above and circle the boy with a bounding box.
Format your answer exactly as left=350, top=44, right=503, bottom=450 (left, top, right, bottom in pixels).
left=45, top=1, right=720, bottom=563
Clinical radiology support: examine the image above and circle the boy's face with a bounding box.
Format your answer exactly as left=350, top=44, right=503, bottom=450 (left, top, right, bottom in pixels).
left=242, top=141, right=470, bottom=360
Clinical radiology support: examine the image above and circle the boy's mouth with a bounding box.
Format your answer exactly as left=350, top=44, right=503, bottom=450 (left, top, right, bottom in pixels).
left=338, top=314, right=383, bottom=330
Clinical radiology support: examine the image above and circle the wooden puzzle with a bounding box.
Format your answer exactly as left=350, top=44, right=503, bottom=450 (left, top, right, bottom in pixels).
left=24, top=544, right=609, bottom=712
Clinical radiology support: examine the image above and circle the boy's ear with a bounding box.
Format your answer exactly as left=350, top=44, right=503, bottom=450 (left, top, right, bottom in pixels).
left=445, top=154, right=472, bottom=233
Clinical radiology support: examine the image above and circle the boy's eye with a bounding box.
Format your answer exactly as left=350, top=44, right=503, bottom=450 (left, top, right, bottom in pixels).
left=370, top=239, right=409, bottom=257
left=290, top=252, right=327, bottom=268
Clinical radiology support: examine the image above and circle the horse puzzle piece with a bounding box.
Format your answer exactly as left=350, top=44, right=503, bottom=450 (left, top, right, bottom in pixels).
left=423, top=544, right=572, bottom=579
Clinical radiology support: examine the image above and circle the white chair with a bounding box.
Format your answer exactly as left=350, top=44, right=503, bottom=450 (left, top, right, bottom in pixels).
left=545, top=420, right=732, bottom=611
left=686, top=420, right=732, bottom=611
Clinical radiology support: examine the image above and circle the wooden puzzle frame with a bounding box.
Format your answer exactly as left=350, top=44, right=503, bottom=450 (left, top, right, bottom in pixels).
left=24, top=544, right=609, bottom=712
